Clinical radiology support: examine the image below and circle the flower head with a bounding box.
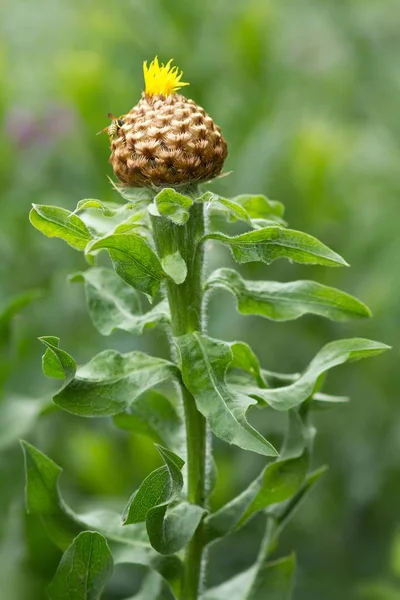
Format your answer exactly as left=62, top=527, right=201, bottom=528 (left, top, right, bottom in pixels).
left=108, top=57, right=227, bottom=187
left=143, top=57, right=189, bottom=97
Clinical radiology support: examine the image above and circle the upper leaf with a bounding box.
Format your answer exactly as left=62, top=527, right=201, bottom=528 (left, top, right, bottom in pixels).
left=86, top=233, right=164, bottom=300
left=30, top=204, right=93, bottom=251
left=161, top=251, right=188, bottom=285
left=232, top=194, right=285, bottom=220
left=47, top=531, right=113, bottom=600
left=49, top=344, right=177, bottom=417
left=241, top=338, right=390, bottom=411
left=205, top=268, right=371, bottom=322
left=175, top=333, right=278, bottom=457
left=73, top=198, right=134, bottom=218
left=200, top=192, right=285, bottom=229
left=203, top=227, right=348, bottom=267
left=154, top=188, right=193, bottom=225
left=70, top=268, right=170, bottom=336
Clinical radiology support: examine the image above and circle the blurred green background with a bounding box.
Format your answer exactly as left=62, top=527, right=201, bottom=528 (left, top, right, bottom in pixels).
left=1, top=0, right=399, bottom=598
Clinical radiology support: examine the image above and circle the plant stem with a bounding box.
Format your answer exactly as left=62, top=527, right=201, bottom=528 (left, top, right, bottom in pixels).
left=151, top=200, right=207, bottom=600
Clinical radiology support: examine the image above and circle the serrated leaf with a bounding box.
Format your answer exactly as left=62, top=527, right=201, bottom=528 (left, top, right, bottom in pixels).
left=70, top=268, right=170, bottom=336
left=20, top=442, right=182, bottom=583
left=154, top=188, right=193, bottom=225
left=86, top=234, right=164, bottom=300
left=40, top=336, right=76, bottom=381
left=113, top=390, right=183, bottom=452
left=47, top=531, right=113, bottom=600
left=242, top=338, right=390, bottom=411
left=202, top=555, right=295, bottom=600
left=205, top=454, right=307, bottom=544
left=162, top=251, right=187, bottom=284
left=205, top=268, right=371, bottom=322
left=203, top=227, right=348, bottom=267
left=123, top=445, right=184, bottom=525
left=53, top=348, right=178, bottom=417
left=175, top=333, right=278, bottom=457
left=123, top=446, right=204, bottom=554
left=29, top=205, right=93, bottom=250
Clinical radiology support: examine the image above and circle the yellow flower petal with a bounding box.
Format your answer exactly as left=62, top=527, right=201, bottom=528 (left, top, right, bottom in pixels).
left=143, top=56, right=189, bottom=97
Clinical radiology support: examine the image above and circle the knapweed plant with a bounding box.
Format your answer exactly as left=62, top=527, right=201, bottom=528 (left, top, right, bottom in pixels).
left=25, top=58, right=389, bottom=600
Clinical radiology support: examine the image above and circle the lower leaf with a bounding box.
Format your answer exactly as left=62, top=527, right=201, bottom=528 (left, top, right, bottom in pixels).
left=47, top=531, right=113, bottom=600
left=20, top=442, right=182, bottom=586
left=201, top=555, right=295, bottom=600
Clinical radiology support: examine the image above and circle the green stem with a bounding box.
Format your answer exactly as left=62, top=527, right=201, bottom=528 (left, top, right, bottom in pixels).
left=151, top=200, right=207, bottom=600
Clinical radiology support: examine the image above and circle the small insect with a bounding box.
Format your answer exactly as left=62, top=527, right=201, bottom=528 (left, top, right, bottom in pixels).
left=97, top=113, right=125, bottom=139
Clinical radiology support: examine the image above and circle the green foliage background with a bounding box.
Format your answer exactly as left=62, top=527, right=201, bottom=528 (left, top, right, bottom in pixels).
left=0, top=0, right=399, bottom=598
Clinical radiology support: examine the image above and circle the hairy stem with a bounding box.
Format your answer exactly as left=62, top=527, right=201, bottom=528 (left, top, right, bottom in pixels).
left=151, top=200, right=207, bottom=600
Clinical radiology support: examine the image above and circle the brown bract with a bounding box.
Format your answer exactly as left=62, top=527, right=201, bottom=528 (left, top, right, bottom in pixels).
left=109, top=93, right=228, bottom=187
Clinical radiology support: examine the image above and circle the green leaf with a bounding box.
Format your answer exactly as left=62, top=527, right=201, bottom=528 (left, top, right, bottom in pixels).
left=203, top=227, right=348, bottom=267
left=130, top=571, right=177, bottom=600
left=154, top=188, right=193, bottom=225
left=233, top=194, right=285, bottom=220
left=123, top=446, right=204, bottom=554
left=269, top=466, right=328, bottom=534
left=161, top=251, right=187, bottom=284
left=202, top=555, right=295, bottom=600
left=201, top=568, right=255, bottom=600
left=123, top=446, right=184, bottom=525
left=20, top=440, right=83, bottom=548
left=53, top=349, right=178, bottom=417
left=29, top=205, right=93, bottom=250
left=147, top=501, right=205, bottom=555
left=20, top=442, right=182, bottom=583
left=247, top=555, right=296, bottom=600
left=228, top=341, right=266, bottom=388
left=176, top=333, right=278, bottom=457
left=40, top=336, right=76, bottom=381
left=47, top=531, right=113, bottom=600
left=205, top=268, right=371, bottom=322
left=242, top=338, right=390, bottom=411
left=204, top=454, right=308, bottom=544
left=86, top=233, right=164, bottom=300
left=113, top=390, right=183, bottom=452
left=73, top=198, right=133, bottom=217
left=0, top=395, right=48, bottom=452
left=70, top=268, right=170, bottom=336
left=200, top=192, right=285, bottom=228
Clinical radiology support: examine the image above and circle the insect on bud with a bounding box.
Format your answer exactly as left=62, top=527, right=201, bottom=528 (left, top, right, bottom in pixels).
left=107, top=57, right=228, bottom=188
